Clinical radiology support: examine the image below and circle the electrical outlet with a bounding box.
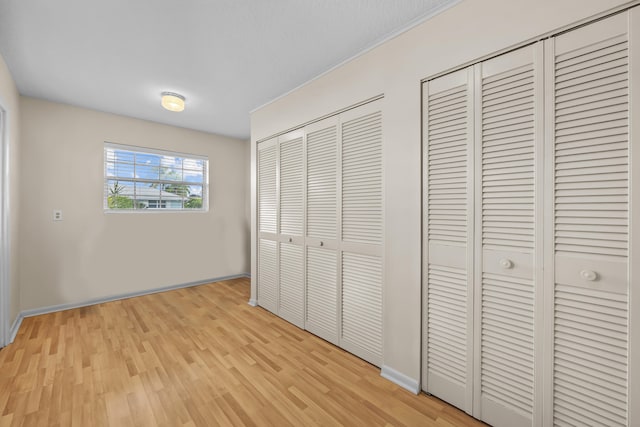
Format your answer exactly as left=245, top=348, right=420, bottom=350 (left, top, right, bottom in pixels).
left=53, top=210, right=63, bottom=221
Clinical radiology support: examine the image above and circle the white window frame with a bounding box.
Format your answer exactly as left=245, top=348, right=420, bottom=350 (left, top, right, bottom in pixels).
left=104, top=142, right=209, bottom=213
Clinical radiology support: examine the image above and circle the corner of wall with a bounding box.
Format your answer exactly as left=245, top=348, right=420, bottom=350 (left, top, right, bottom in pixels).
left=0, top=52, right=21, bottom=344
left=380, top=365, right=421, bottom=394
left=244, top=139, right=251, bottom=275
left=249, top=136, right=257, bottom=305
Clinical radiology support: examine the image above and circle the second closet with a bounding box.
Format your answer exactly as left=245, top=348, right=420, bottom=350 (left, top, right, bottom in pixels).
left=423, top=9, right=637, bottom=427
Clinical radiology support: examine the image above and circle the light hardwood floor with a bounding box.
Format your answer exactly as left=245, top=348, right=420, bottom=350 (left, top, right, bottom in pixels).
left=0, top=278, right=485, bottom=426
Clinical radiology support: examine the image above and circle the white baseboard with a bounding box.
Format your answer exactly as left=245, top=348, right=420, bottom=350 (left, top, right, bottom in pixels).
left=244, top=272, right=255, bottom=305
left=381, top=365, right=420, bottom=394
left=9, top=314, right=22, bottom=343
left=8, top=273, right=247, bottom=344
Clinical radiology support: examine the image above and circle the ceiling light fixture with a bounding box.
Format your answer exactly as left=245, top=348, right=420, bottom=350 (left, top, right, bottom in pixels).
left=161, top=92, right=185, bottom=112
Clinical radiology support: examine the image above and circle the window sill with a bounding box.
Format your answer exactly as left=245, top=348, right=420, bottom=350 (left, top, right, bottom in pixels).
left=103, top=209, right=209, bottom=214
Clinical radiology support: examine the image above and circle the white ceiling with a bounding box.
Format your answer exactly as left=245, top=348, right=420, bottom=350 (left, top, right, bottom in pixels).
left=0, top=0, right=458, bottom=139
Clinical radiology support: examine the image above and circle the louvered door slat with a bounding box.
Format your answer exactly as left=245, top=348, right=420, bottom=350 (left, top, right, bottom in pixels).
left=340, top=252, right=382, bottom=366
left=279, top=136, right=303, bottom=236
left=258, top=239, right=277, bottom=313
left=554, top=285, right=628, bottom=427
left=307, top=125, right=337, bottom=239
left=552, top=13, right=630, bottom=426
left=428, top=84, right=468, bottom=247
left=426, top=264, right=468, bottom=402
left=342, top=111, right=383, bottom=245
left=306, top=246, right=338, bottom=344
left=279, top=243, right=304, bottom=328
left=481, top=274, right=534, bottom=411
left=258, top=142, right=277, bottom=234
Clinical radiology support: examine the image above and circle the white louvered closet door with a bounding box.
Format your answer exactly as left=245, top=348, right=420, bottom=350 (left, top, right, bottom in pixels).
left=305, top=117, right=340, bottom=345
left=339, top=101, right=384, bottom=367
left=475, top=43, right=543, bottom=427
left=422, top=67, right=474, bottom=414
left=547, top=10, right=638, bottom=427
left=257, top=138, right=278, bottom=314
left=278, top=130, right=305, bottom=329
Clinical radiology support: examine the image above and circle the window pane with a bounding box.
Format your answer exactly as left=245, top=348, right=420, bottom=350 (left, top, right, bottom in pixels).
left=188, top=185, right=203, bottom=197
left=160, top=167, right=182, bottom=181
left=135, top=182, right=160, bottom=209
left=162, top=184, right=185, bottom=209
left=106, top=180, right=135, bottom=209
left=160, top=156, right=180, bottom=168
left=162, top=156, right=184, bottom=181
left=136, top=163, right=160, bottom=180
left=135, top=153, right=160, bottom=166
left=107, top=161, right=135, bottom=179
left=183, top=158, right=203, bottom=169
left=162, top=183, right=190, bottom=199
left=115, top=150, right=135, bottom=163
left=184, top=185, right=203, bottom=209
left=183, top=168, right=203, bottom=183
left=183, top=158, right=204, bottom=184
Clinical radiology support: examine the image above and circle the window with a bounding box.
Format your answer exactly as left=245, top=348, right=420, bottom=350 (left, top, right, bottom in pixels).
left=104, top=142, right=208, bottom=212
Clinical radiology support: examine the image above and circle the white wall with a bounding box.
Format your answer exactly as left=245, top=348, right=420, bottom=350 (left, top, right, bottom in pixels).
left=19, top=97, right=248, bottom=311
left=251, top=0, right=630, bottom=384
left=0, top=53, right=20, bottom=326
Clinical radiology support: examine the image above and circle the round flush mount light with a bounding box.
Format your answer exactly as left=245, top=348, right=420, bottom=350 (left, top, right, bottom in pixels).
left=161, top=92, right=185, bottom=112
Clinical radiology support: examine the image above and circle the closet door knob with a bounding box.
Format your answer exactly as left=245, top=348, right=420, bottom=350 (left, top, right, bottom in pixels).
left=499, top=258, right=513, bottom=269
left=320, top=241, right=324, bottom=247
left=288, top=237, right=292, bottom=243
left=580, top=270, right=598, bottom=281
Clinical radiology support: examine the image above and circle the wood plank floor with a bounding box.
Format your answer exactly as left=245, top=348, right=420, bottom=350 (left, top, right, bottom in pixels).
left=0, top=278, right=485, bottom=426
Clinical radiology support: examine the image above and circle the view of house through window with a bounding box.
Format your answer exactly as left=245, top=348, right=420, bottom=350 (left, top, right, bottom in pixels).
left=104, top=143, right=208, bottom=211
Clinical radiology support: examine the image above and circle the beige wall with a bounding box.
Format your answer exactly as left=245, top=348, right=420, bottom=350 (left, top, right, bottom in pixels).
left=19, top=97, right=248, bottom=311
left=0, top=54, right=21, bottom=326
left=251, top=0, right=631, bottom=384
